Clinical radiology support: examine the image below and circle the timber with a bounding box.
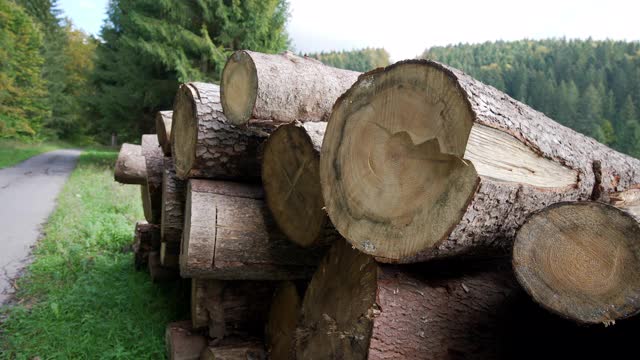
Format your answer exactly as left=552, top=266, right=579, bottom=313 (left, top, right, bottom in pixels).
left=266, top=281, right=300, bottom=360
left=165, top=321, right=208, bottom=360
left=133, top=221, right=160, bottom=270
left=513, top=202, right=640, bottom=325
left=160, top=241, right=180, bottom=268
left=149, top=251, right=179, bottom=282
left=114, top=143, right=146, bottom=184
left=191, top=279, right=275, bottom=339
left=200, top=340, right=266, bottom=360
left=262, top=122, right=338, bottom=247
left=161, top=157, right=186, bottom=245
left=141, top=184, right=153, bottom=223
left=221, top=50, right=360, bottom=125
left=171, top=82, right=269, bottom=180
left=180, top=180, right=329, bottom=280
left=156, top=110, right=173, bottom=155
left=320, top=60, right=640, bottom=263
left=142, top=134, right=164, bottom=224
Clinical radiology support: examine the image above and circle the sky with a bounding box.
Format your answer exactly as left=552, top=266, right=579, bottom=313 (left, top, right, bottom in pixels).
left=59, top=0, right=640, bottom=62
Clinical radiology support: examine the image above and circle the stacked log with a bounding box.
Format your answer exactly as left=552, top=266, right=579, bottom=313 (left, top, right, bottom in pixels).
left=111, top=52, right=640, bottom=359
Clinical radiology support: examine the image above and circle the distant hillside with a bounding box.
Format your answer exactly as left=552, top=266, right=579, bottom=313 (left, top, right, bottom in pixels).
left=422, top=39, right=640, bottom=157
left=306, top=48, right=390, bottom=72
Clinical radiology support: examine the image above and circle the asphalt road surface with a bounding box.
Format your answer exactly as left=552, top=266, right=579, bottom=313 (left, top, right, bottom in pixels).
left=0, top=149, right=81, bottom=304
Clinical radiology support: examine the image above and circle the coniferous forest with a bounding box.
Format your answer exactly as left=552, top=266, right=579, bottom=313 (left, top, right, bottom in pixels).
left=306, top=48, right=391, bottom=72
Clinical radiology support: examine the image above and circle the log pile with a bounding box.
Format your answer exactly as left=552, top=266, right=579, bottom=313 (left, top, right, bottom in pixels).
left=114, top=51, right=640, bottom=359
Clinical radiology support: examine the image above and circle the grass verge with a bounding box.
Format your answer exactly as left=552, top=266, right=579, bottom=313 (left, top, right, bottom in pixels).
left=1, top=151, right=188, bottom=359
left=0, top=140, right=64, bottom=169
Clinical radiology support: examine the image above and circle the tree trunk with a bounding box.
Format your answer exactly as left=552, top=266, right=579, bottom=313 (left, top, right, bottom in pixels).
left=262, top=122, right=339, bottom=247
left=142, top=134, right=164, bottom=224
left=114, top=143, right=146, bottom=185
left=513, top=201, right=640, bottom=325
left=180, top=180, right=330, bottom=280
left=191, top=279, right=275, bottom=339
left=141, top=184, right=153, bottom=223
left=156, top=110, right=173, bottom=156
left=161, top=241, right=180, bottom=268
left=266, top=281, right=300, bottom=360
left=200, top=340, right=266, bottom=360
left=162, top=157, right=187, bottom=245
left=171, top=82, right=270, bottom=180
left=221, top=50, right=361, bottom=126
left=609, top=188, right=640, bottom=220
left=148, top=251, right=179, bottom=282
left=320, top=60, right=640, bottom=263
left=165, top=321, right=208, bottom=360
left=133, top=221, right=160, bottom=270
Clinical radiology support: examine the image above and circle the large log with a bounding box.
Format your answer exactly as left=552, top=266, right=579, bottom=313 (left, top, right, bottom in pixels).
left=180, top=180, right=329, bottom=280
left=162, top=157, right=187, bottom=245
left=191, top=279, right=275, bottom=339
left=165, top=321, right=208, bottom=360
left=160, top=241, right=180, bottom=268
left=320, top=59, right=640, bottom=263
left=171, top=82, right=269, bottom=180
left=156, top=110, right=173, bottom=156
left=262, top=122, right=338, bottom=247
left=133, top=221, right=160, bottom=270
left=200, top=340, right=266, bottom=360
left=114, top=143, right=147, bottom=185
left=266, top=281, right=301, bottom=360
left=513, top=201, right=640, bottom=325
left=142, top=134, right=164, bottom=224
left=149, top=251, right=179, bottom=282
left=220, top=50, right=361, bottom=126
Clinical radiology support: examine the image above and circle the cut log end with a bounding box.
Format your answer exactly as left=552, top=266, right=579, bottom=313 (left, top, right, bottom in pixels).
left=114, top=143, right=146, bottom=185
left=513, top=202, right=640, bottom=324
left=156, top=111, right=173, bottom=156
left=296, top=240, right=377, bottom=359
left=266, top=282, right=301, bottom=360
left=221, top=50, right=258, bottom=126
left=262, top=122, right=327, bottom=247
left=172, top=84, right=199, bottom=178
left=200, top=340, right=266, bottom=360
left=165, top=321, right=207, bottom=360
left=321, top=60, right=579, bottom=261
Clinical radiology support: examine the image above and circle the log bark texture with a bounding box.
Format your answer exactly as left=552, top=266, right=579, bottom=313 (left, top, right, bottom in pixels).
left=165, top=321, right=208, bottom=360
left=200, top=340, right=266, bottom=360
left=142, top=134, right=164, bottom=224
left=149, top=251, right=179, bottom=282
left=161, top=241, right=180, bottom=268
left=181, top=180, right=330, bottom=280
left=266, top=281, right=301, bottom=360
left=171, top=82, right=269, bottom=180
left=262, top=122, right=339, bottom=247
left=513, top=201, right=640, bottom=325
left=156, top=110, right=173, bottom=156
left=114, top=143, right=147, bottom=184
left=191, top=279, right=275, bottom=339
left=220, top=50, right=361, bottom=125
left=133, top=221, right=160, bottom=270
left=162, top=157, right=187, bottom=245
left=320, top=59, right=640, bottom=263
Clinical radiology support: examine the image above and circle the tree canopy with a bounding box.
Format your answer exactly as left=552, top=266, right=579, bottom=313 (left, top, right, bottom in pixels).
left=306, top=48, right=390, bottom=72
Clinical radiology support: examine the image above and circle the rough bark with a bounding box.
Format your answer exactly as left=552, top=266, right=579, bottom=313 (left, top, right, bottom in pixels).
left=162, top=157, right=187, bottom=245
left=141, top=184, right=153, bottom=223
left=133, top=221, right=160, bottom=270
left=200, top=340, right=266, bottom=360
left=156, top=110, right=173, bottom=156
left=221, top=50, right=361, bottom=126
left=320, top=59, right=640, bottom=263
left=142, top=134, right=164, bottom=224
left=171, top=82, right=270, bottom=180
left=262, top=122, right=339, bottom=247
left=165, top=321, right=208, bottom=360
left=513, top=201, right=640, bottom=325
left=266, top=281, right=301, bottom=360
left=181, top=180, right=330, bottom=280
left=149, top=251, right=179, bottom=282
left=114, top=143, right=147, bottom=185
left=191, top=279, right=276, bottom=339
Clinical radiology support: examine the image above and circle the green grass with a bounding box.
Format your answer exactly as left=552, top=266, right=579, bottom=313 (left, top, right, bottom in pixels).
left=0, top=140, right=63, bottom=169
left=1, top=151, right=188, bottom=359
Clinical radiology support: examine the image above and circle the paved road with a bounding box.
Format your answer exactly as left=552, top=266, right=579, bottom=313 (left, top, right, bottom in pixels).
left=0, top=149, right=81, bottom=304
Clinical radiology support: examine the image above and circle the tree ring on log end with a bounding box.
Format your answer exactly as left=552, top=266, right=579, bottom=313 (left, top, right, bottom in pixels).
left=296, top=240, right=377, bottom=359
left=263, top=123, right=325, bottom=247
left=513, top=202, right=640, bottom=324
left=221, top=50, right=258, bottom=126
left=320, top=61, right=478, bottom=261
left=173, top=84, right=199, bottom=179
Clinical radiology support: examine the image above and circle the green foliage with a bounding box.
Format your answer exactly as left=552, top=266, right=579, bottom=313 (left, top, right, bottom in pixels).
left=422, top=39, right=640, bottom=157
left=306, top=48, right=390, bottom=72
left=0, top=0, right=48, bottom=140
left=1, top=151, right=187, bottom=359
left=91, top=0, right=290, bottom=142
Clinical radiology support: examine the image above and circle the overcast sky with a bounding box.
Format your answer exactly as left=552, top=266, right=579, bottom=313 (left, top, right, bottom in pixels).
left=59, top=0, right=639, bottom=61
